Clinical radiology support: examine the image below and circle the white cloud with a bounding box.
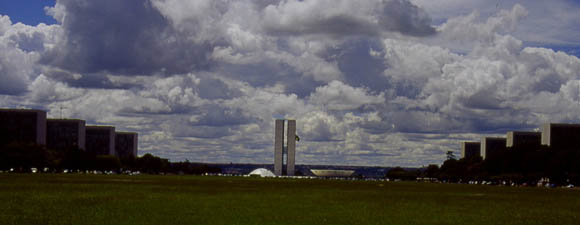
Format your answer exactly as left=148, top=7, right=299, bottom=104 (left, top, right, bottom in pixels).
left=2, top=0, right=580, bottom=167
left=377, top=39, right=461, bottom=87
left=309, top=80, right=385, bottom=110
left=28, top=74, right=85, bottom=101
left=0, top=41, right=34, bottom=95
left=435, top=4, right=527, bottom=51
left=0, top=16, right=60, bottom=95
left=0, top=15, right=12, bottom=35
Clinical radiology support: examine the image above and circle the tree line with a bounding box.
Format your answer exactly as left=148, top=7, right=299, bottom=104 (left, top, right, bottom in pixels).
left=0, top=142, right=221, bottom=175
left=386, top=147, right=580, bottom=186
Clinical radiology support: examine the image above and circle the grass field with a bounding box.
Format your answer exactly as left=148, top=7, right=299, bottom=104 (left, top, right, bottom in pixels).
left=1, top=174, right=579, bottom=225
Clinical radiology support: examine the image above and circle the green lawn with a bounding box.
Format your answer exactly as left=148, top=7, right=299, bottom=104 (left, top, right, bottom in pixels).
left=0, top=174, right=579, bottom=225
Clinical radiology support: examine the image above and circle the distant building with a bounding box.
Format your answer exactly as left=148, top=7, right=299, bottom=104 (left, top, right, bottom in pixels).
left=274, top=119, right=297, bottom=176
left=310, top=169, right=354, bottom=177
left=481, top=137, right=506, bottom=160
left=274, top=120, right=284, bottom=176
left=541, top=123, right=580, bottom=149
left=47, top=119, right=86, bottom=150
left=0, top=108, right=46, bottom=146
left=115, top=132, right=138, bottom=159
left=461, top=142, right=481, bottom=159
left=287, top=120, right=296, bottom=176
left=506, top=131, right=541, bottom=149
left=248, top=168, right=275, bottom=177
left=86, top=126, right=115, bottom=156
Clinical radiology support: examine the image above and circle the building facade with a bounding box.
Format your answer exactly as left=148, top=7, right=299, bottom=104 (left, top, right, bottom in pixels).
left=274, top=120, right=284, bottom=175
left=506, top=131, right=541, bottom=149
left=286, top=120, right=296, bottom=176
left=86, top=126, right=115, bottom=156
left=273, top=119, right=297, bottom=176
left=47, top=119, right=86, bottom=150
left=0, top=109, right=46, bottom=146
left=115, top=132, right=138, bottom=159
left=481, top=137, right=506, bottom=160
left=461, top=142, right=481, bottom=159
left=541, top=123, right=580, bottom=149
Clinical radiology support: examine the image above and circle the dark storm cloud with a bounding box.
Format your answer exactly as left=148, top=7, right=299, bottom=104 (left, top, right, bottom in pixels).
left=334, top=39, right=391, bottom=92
left=197, top=77, right=241, bottom=100
left=282, top=75, right=325, bottom=99
left=40, top=0, right=211, bottom=75
left=378, top=0, right=436, bottom=37
left=214, top=58, right=326, bottom=98
left=266, top=14, right=379, bottom=37
left=463, top=90, right=504, bottom=110
left=262, top=0, right=436, bottom=38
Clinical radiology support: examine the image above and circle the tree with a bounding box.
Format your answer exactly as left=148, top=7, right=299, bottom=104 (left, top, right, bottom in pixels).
left=137, top=153, right=170, bottom=174
left=0, top=143, right=50, bottom=172
left=446, top=151, right=456, bottom=161
left=120, top=156, right=137, bottom=171
left=439, top=158, right=460, bottom=181
left=95, top=155, right=121, bottom=172
left=423, top=164, right=440, bottom=178
left=386, top=167, right=417, bottom=181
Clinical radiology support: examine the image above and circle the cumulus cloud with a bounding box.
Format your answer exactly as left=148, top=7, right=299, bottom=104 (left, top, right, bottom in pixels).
left=414, top=0, right=580, bottom=46
left=0, top=15, right=60, bottom=95
left=376, top=39, right=461, bottom=89
left=2, top=1, right=580, bottom=167
left=41, top=0, right=212, bottom=75
left=28, top=74, right=85, bottom=101
left=438, top=4, right=527, bottom=43
left=309, top=80, right=385, bottom=110
left=262, top=0, right=436, bottom=37
left=0, top=16, right=11, bottom=34
left=0, top=41, right=33, bottom=95
left=397, top=15, right=580, bottom=133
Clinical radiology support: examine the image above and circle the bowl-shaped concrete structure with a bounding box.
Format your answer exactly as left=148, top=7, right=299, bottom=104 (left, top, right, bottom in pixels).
left=310, top=169, right=355, bottom=177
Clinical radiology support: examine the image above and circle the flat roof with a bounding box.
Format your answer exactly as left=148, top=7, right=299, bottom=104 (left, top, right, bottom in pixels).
left=544, top=123, right=580, bottom=128
left=116, top=131, right=138, bottom=135
left=507, top=131, right=540, bottom=134
left=482, top=137, right=506, bottom=140
left=0, top=108, right=46, bottom=113
left=86, top=125, right=115, bottom=129
left=47, top=118, right=85, bottom=122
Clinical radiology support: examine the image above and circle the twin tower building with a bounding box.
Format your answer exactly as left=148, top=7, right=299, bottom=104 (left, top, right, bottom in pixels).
left=274, top=119, right=297, bottom=176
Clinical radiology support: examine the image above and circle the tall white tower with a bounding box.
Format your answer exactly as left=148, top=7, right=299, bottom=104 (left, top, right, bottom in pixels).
left=274, top=119, right=296, bottom=176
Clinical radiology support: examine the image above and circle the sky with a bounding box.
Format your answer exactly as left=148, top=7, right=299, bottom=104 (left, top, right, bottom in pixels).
left=1, top=0, right=580, bottom=167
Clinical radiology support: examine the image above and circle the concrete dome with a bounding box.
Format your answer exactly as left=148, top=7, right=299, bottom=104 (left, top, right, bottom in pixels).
left=248, top=168, right=275, bottom=177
